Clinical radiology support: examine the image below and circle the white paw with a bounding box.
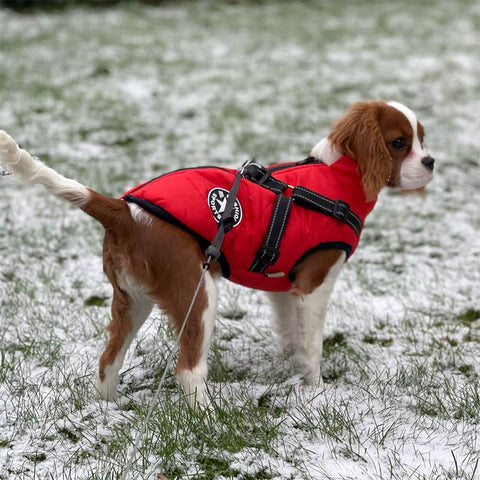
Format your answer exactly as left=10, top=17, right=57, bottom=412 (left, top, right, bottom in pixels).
left=184, top=387, right=211, bottom=410
left=294, top=354, right=324, bottom=387
left=306, top=373, right=325, bottom=389
left=95, top=370, right=119, bottom=402
left=176, top=366, right=210, bottom=410
left=0, top=130, right=18, bottom=164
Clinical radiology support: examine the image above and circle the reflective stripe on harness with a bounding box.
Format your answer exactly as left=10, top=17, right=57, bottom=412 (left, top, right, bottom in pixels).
left=248, top=194, right=292, bottom=273
left=291, top=186, right=363, bottom=236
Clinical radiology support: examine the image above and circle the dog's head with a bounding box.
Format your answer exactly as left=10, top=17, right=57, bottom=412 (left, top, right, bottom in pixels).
left=310, top=101, right=434, bottom=201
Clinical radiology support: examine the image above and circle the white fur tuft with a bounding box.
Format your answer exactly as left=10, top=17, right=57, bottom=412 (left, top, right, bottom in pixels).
left=128, top=203, right=154, bottom=226
left=95, top=365, right=120, bottom=402
left=0, top=130, right=90, bottom=207
left=309, top=137, right=343, bottom=165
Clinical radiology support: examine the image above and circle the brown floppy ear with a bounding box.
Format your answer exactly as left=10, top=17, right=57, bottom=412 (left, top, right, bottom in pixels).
left=328, top=102, right=393, bottom=201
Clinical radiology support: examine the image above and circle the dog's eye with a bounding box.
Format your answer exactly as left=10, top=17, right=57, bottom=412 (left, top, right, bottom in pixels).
left=392, top=137, right=407, bottom=149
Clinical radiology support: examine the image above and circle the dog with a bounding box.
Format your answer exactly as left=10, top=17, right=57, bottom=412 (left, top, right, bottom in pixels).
left=0, top=100, right=434, bottom=407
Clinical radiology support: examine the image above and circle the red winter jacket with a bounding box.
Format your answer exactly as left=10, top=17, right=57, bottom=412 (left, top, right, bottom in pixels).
left=122, top=156, right=376, bottom=292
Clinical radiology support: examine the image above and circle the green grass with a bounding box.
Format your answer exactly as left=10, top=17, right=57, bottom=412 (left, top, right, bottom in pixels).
left=455, top=309, right=480, bottom=326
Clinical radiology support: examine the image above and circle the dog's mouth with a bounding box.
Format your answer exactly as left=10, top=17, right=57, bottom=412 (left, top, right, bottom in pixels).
left=388, top=156, right=434, bottom=191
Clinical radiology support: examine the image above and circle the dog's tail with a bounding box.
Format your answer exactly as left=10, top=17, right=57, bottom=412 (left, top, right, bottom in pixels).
left=0, top=130, right=129, bottom=231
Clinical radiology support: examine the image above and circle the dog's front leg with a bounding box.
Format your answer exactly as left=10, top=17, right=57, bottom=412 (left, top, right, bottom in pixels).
left=290, top=251, right=346, bottom=385
left=267, top=292, right=298, bottom=356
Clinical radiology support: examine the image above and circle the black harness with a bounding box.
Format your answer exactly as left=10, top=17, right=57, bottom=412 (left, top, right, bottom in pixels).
left=210, top=157, right=364, bottom=275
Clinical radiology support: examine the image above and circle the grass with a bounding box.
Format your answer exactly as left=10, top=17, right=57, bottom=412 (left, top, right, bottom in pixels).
left=1, top=0, right=480, bottom=479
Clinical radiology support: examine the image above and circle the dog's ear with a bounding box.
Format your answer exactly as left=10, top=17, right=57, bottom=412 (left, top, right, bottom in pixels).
left=328, top=102, right=393, bottom=201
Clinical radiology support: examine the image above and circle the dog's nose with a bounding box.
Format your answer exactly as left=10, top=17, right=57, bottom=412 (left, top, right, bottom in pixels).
left=421, top=156, right=435, bottom=171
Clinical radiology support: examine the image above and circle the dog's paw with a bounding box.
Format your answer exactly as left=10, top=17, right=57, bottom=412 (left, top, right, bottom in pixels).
left=293, top=354, right=324, bottom=387
left=0, top=131, right=19, bottom=165
left=303, top=372, right=325, bottom=389
left=95, top=373, right=119, bottom=402
left=184, top=389, right=214, bottom=413
left=176, top=366, right=211, bottom=411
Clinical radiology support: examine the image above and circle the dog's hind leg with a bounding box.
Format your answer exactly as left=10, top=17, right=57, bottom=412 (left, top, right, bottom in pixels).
left=173, top=270, right=217, bottom=408
left=96, top=271, right=153, bottom=401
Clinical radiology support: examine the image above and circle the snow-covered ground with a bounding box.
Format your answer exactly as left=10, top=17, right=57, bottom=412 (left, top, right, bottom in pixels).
left=1, top=1, right=479, bottom=479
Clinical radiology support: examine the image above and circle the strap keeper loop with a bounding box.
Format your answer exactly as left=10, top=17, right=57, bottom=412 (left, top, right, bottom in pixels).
left=258, top=171, right=272, bottom=186
left=259, top=245, right=279, bottom=265
left=332, top=199, right=350, bottom=222
left=243, top=163, right=268, bottom=183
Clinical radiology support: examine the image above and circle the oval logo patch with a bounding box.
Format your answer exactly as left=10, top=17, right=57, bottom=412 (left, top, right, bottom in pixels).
left=207, top=188, right=242, bottom=227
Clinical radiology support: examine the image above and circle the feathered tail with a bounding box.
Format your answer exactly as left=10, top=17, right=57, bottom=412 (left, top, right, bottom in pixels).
left=0, top=130, right=129, bottom=231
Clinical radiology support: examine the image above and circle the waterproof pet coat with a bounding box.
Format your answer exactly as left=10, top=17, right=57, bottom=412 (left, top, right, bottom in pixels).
left=122, top=156, right=376, bottom=292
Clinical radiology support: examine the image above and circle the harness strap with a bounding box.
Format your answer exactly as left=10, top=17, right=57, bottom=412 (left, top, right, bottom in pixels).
left=243, top=163, right=288, bottom=193
left=242, top=156, right=320, bottom=194
left=267, top=156, right=320, bottom=173
left=292, top=186, right=363, bottom=236
left=249, top=194, right=292, bottom=273
left=206, top=157, right=362, bottom=277
left=243, top=159, right=363, bottom=237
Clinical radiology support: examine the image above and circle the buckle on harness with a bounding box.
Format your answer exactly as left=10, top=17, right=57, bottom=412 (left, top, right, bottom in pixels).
left=218, top=215, right=235, bottom=232
left=332, top=199, right=350, bottom=222
left=242, top=162, right=271, bottom=186
left=249, top=245, right=280, bottom=273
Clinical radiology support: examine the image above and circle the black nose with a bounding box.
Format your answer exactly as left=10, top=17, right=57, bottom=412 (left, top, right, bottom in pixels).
left=421, top=156, right=435, bottom=171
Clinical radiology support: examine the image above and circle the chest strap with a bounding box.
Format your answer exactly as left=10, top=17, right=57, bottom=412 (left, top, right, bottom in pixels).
left=292, top=186, right=362, bottom=236
left=248, top=194, right=292, bottom=273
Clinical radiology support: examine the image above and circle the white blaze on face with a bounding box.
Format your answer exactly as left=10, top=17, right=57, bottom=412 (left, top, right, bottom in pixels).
left=388, top=101, right=434, bottom=190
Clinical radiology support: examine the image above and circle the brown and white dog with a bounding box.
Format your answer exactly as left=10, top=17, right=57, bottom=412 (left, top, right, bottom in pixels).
left=0, top=100, right=434, bottom=407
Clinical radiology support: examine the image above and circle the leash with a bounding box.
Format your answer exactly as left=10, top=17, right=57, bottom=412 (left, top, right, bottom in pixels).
left=120, top=164, right=245, bottom=480
left=204, top=161, right=247, bottom=263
